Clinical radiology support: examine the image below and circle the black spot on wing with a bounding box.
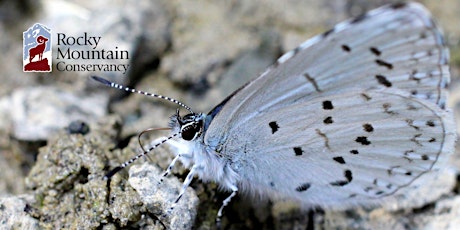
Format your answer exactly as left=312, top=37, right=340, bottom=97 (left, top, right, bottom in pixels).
left=375, top=59, right=393, bottom=69
left=333, top=156, right=346, bottom=164
left=350, top=150, right=359, bottom=155
left=330, top=181, right=348, bottom=186
left=322, top=100, right=333, bottom=110
left=370, top=47, right=381, bottom=56
left=355, top=136, right=371, bottom=145
left=295, top=183, right=311, bottom=192
left=269, top=121, right=279, bottom=134
left=363, top=123, right=374, bottom=132
left=375, top=74, right=392, bottom=87
left=426, top=120, right=435, bottom=127
left=341, top=44, right=351, bottom=52
left=330, top=170, right=353, bottom=186
left=323, top=116, right=333, bottom=124
left=344, top=170, right=352, bottom=182
left=293, top=147, right=304, bottom=156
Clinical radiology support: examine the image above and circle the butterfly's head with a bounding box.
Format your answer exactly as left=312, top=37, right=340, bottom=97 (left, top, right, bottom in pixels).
left=170, top=109, right=205, bottom=141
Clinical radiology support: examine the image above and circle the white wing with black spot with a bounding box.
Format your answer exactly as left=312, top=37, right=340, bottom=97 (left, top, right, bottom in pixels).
left=216, top=89, right=454, bottom=207
left=203, top=2, right=455, bottom=207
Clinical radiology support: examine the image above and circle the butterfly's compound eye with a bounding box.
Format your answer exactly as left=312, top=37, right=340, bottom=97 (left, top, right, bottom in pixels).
left=181, top=122, right=202, bottom=141
left=177, top=113, right=204, bottom=140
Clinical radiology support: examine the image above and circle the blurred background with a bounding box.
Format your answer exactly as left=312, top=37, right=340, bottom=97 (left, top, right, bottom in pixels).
left=0, top=0, right=459, bottom=229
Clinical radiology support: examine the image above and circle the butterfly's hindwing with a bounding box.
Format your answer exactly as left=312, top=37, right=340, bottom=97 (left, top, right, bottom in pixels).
left=216, top=90, right=454, bottom=207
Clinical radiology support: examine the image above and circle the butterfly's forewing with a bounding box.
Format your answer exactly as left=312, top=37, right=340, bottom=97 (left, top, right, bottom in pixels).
left=205, top=3, right=449, bottom=133
left=203, top=3, right=455, bottom=207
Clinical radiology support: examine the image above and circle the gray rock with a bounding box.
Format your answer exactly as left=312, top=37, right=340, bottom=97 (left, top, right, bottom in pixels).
left=22, top=114, right=195, bottom=229
left=160, top=1, right=259, bottom=91
left=129, top=163, right=199, bottom=230
left=412, top=195, right=460, bottom=229
left=24, top=115, right=144, bottom=229
left=319, top=189, right=460, bottom=230
left=0, top=151, right=26, bottom=195
left=0, top=195, right=40, bottom=230
left=5, top=86, right=108, bottom=141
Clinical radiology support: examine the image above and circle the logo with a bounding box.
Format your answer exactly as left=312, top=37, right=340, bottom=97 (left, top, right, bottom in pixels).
left=23, top=23, right=52, bottom=72
left=21, top=23, right=130, bottom=74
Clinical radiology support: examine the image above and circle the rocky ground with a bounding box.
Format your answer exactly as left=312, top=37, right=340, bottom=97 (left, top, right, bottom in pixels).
left=0, top=0, right=459, bottom=229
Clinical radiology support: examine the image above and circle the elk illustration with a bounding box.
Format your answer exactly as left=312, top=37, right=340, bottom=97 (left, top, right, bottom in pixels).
left=29, top=35, right=48, bottom=63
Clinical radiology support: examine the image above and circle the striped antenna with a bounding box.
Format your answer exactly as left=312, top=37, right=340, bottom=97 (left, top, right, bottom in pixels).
left=92, top=76, right=194, bottom=113
left=103, top=132, right=180, bottom=179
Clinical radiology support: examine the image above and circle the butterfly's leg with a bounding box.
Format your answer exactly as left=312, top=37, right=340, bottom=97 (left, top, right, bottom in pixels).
left=159, top=139, right=193, bottom=183
left=168, top=164, right=202, bottom=212
left=159, top=153, right=185, bottom=184
left=216, top=185, right=238, bottom=223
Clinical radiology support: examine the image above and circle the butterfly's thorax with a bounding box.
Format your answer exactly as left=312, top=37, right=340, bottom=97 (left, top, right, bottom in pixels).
left=169, top=112, right=240, bottom=192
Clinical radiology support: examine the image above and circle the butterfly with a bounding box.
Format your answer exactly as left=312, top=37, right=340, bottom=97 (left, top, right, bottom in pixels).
left=94, top=1, right=455, bottom=222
